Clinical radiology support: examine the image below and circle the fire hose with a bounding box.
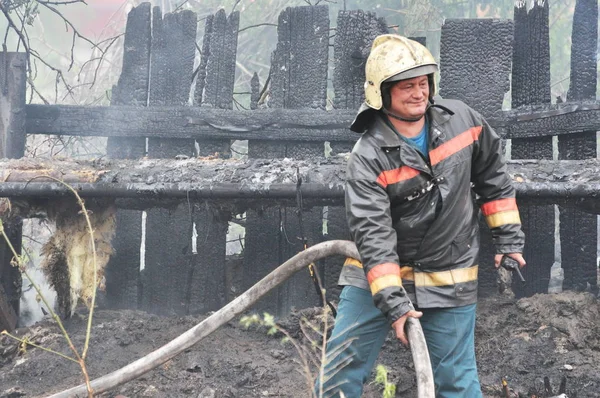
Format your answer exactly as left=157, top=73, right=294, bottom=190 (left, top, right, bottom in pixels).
left=46, top=240, right=434, bottom=398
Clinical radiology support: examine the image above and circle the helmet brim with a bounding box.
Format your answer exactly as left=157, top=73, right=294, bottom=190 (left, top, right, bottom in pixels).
left=384, top=64, right=438, bottom=83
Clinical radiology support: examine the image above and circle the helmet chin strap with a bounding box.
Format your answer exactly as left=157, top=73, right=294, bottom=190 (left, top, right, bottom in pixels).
left=382, top=103, right=430, bottom=123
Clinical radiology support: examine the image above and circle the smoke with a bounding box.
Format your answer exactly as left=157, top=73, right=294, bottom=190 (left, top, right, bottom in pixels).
left=19, top=219, right=56, bottom=326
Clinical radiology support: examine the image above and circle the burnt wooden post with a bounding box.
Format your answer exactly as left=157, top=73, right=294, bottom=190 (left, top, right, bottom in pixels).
left=105, top=2, right=151, bottom=310
left=326, top=10, right=388, bottom=300
left=558, top=0, right=598, bottom=293
left=333, top=10, right=388, bottom=112
left=510, top=0, right=554, bottom=297
left=142, top=8, right=198, bottom=315
left=188, top=9, right=239, bottom=313
left=244, top=5, right=329, bottom=317
left=439, top=18, right=514, bottom=296
left=0, top=51, right=26, bottom=331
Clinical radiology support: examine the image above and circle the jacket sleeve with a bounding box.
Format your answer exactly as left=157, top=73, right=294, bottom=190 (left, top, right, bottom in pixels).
left=345, top=151, right=414, bottom=324
left=470, top=114, right=525, bottom=254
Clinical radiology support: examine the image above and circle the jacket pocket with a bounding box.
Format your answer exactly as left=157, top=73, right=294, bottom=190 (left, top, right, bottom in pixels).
left=451, top=227, right=477, bottom=264
left=454, top=279, right=477, bottom=298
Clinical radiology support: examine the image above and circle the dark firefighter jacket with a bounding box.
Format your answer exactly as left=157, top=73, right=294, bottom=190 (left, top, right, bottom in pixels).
left=339, top=98, right=525, bottom=326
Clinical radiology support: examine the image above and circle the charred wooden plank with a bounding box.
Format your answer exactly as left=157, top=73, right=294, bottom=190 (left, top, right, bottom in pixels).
left=558, top=0, right=599, bottom=293
left=0, top=282, right=17, bottom=332
left=510, top=0, right=554, bottom=299
left=333, top=10, right=387, bottom=111
left=0, top=158, right=599, bottom=211
left=243, top=5, right=332, bottom=318
left=107, top=2, right=150, bottom=158
left=26, top=102, right=600, bottom=142
left=190, top=9, right=239, bottom=314
left=0, top=51, right=26, bottom=328
left=105, top=2, right=151, bottom=310
left=493, top=101, right=600, bottom=139
left=1, top=157, right=600, bottom=185
left=25, top=104, right=358, bottom=142
left=142, top=7, right=198, bottom=316
left=440, top=19, right=513, bottom=120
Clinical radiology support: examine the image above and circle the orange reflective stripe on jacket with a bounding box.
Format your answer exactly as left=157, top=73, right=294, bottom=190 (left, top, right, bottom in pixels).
left=376, top=166, right=420, bottom=189
left=343, top=258, right=478, bottom=288
left=481, top=198, right=521, bottom=228
left=430, top=126, right=482, bottom=166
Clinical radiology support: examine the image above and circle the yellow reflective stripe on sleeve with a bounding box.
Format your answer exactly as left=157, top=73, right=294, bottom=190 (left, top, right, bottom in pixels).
left=343, top=261, right=477, bottom=288
left=400, top=266, right=414, bottom=281
left=343, top=257, right=363, bottom=268
left=369, top=274, right=403, bottom=295
left=414, top=265, right=478, bottom=287
left=485, top=210, right=521, bottom=228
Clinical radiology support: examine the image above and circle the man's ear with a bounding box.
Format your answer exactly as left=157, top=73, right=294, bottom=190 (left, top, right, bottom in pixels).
left=381, top=82, right=393, bottom=109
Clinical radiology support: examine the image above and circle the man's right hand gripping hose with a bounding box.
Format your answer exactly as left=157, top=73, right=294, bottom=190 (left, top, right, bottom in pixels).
left=392, top=307, right=435, bottom=397
left=392, top=309, right=423, bottom=346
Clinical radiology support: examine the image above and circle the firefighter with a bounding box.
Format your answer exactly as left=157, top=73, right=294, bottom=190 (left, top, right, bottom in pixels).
left=317, top=34, right=526, bottom=397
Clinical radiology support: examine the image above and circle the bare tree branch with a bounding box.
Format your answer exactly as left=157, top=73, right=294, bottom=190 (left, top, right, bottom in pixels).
left=36, top=1, right=101, bottom=62
left=173, top=0, right=189, bottom=13
left=36, top=0, right=87, bottom=5
left=1, top=0, right=123, bottom=107
left=238, top=23, right=277, bottom=34
left=1, top=3, right=68, bottom=102
left=85, top=33, right=123, bottom=88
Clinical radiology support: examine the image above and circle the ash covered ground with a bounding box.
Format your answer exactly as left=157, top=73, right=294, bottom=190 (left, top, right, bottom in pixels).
left=1, top=291, right=600, bottom=398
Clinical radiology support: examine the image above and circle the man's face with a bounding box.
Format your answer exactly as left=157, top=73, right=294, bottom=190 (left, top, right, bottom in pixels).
left=388, top=75, right=429, bottom=119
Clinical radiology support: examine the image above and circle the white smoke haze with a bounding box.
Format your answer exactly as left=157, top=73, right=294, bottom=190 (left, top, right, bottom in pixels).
left=1, top=0, right=596, bottom=324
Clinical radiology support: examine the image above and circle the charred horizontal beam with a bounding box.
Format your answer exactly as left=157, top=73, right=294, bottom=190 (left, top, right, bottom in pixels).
left=492, top=101, right=600, bottom=139
left=1, top=180, right=600, bottom=214
left=0, top=179, right=599, bottom=200
left=0, top=158, right=600, bottom=213
left=2, top=157, right=600, bottom=185
left=25, top=102, right=600, bottom=142
left=0, top=181, right=345, bottom=200
left=25, top=104, right=358, bottom=142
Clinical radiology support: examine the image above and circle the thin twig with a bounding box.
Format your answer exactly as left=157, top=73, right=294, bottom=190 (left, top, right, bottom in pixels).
left=0, top=220, right=82, bottom=362
left=21, top=176, right=100, bottom=396
left=35, top=177, right=98, bottom=361
left=0, top=4, right=31, bottom=73
left=1, top=331, right=79, bottom=363
left=238, top=23, right=277, bottom=34
left=173, top=0, right=190, bottom=13
left=27, top=78, right=50, bottom=103
left=15, top=6, right=28, bottom=53
left=3, top=22, right=10, bottom=46
left=88, top=34, right=123, bottom=88
left=257, top=66, right=272, bottom=106
left=37, top=0, right=87, bottom=5
left=0, top=3, right=81, bottom=102
left=232, top=96, right=248, bottom=110
left=37, top=2, right=99, bottom=52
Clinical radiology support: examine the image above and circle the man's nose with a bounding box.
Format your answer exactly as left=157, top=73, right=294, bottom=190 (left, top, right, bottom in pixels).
left=411, top=88, right=425, bottom=98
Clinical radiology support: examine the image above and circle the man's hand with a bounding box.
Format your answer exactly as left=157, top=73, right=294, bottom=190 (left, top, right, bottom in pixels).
left=391, top=310, right=423, bottom=346
left=494, top=252, right=526, bottom=269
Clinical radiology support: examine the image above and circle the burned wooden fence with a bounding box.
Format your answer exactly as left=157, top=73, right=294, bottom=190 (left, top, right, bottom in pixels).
left=0, top=1, right=599, bottom=331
